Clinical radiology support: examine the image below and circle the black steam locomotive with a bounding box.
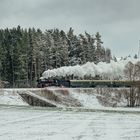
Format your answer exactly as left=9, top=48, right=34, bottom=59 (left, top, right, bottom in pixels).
left=37, top=79, right=70, bottom=88
left=37, top=78, right=139, bottom=88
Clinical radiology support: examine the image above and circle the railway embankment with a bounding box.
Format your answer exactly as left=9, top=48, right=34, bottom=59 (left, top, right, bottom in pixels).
left=18, top=89, right=82, bottom=107
left=0, top=87, right=140, bottom=108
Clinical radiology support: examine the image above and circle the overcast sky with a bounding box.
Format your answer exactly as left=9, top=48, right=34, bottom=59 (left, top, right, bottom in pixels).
left=0, top=0, right=140, bottom=57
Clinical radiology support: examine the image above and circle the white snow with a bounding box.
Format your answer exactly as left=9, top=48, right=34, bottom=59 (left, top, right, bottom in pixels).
left=70, top=91, right=102, bottom=108
left=0, top=88, right=140, bottom=139
left=0, top=106, right=140, bottom=140
left=0, top=89, right=28, bottom=106
left=42, top=58, right=138, bottom=79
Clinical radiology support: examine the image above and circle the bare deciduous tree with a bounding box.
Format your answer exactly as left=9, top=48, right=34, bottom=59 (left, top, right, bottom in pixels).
left=124, top=61, right=140, bottom=107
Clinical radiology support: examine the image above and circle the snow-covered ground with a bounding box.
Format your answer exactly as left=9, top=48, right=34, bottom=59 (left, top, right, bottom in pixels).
left=0, top=105, right=140, bottom=140
left=70, top=91, right=102, bottom=108
left=1, top=88, right=140, bottom=140
left=0, top=89, right=28, bottom=106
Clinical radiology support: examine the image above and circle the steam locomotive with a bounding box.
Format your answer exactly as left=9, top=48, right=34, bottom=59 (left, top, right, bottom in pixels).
left=37, top=79, right=70, bottom=88
left=37, top=78, right=140, bottom=88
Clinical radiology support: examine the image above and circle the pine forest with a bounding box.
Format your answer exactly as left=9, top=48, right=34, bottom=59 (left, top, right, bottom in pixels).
left=0, top=26, right=112, bottom=87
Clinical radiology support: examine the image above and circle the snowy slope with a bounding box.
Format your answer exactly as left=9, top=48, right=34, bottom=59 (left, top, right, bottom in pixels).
left=70, top=89, right=102, bottom=108
left=0, top=89, right=28, bottom=106
left=0, top=88, right=130, bottom=108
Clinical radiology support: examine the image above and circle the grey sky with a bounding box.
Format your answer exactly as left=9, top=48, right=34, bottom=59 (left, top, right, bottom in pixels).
left=0, top=0, right=140, bottom=57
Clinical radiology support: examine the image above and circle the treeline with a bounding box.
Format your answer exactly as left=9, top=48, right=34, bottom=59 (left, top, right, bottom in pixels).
left=0, top=26, right=112, bottom=87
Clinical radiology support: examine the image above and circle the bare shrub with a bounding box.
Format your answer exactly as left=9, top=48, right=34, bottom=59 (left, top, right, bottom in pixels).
left=124, top=61, right=140, bottom=107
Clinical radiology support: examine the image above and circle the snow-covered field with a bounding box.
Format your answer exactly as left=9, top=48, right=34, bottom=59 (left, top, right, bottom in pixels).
left=1, top=88, right=140, bottom=140
left=0, top=105, right=140, bottom=140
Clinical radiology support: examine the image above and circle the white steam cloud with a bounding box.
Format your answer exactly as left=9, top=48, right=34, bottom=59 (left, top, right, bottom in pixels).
left=42, top=59, right=138, bottom=80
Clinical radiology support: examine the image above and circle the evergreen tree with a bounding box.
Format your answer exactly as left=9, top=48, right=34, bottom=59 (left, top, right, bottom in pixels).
left=105, top=48, right=112, bottom=63
left=0, top=26, right=112, bottom=87
left=95, top=32, right=104, bottom=63
left=134, top=54, right=138, bottom=59
left=85, top=32, right=96, bottom=62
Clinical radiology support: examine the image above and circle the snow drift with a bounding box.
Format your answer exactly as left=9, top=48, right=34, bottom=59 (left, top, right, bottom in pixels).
left=42, top=59, right=138, bottom=79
